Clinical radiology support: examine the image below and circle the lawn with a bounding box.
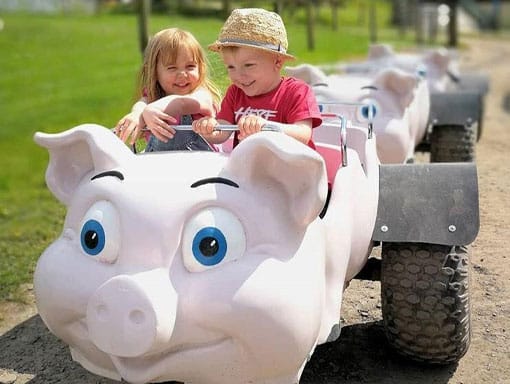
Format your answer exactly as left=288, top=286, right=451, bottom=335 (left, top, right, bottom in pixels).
left=0, top=2, right=411, bottom=302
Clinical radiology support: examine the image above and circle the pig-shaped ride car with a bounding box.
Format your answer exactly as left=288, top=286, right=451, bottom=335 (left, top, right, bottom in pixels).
left=342, top=43, right=460, bottom=93
left=34, top=122, right=479, bottom=383
left=361, top=44, right=489, bottom=97
left=341, top=43, right=488, bottom=161
left=286, top=64, right=430, bottom=164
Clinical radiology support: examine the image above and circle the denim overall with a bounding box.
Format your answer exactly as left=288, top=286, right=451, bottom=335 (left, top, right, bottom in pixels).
left=145, top=115, right=212, bottom=152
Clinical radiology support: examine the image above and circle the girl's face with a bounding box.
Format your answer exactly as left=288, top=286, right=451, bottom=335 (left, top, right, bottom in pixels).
left=222, top=47, right=283, bottom=97
left=156, top=48, right=201, bottom=96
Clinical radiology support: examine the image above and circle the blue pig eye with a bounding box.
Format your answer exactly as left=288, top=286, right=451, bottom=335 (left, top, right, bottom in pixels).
left=356, top=100, right=380, bottom=126
left=416, top=64, right=427, bottom=78
left=192, top=227, right=227, bottom=266
left=81, top=219, right=105, bottom=256
left=78, top=201, right=120, bottom=263
left=182, top=207, right=246, bottom=273
left=361, top=104, right=377, bottom=119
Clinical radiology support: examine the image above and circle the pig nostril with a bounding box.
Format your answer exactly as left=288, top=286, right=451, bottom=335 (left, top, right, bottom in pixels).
left=129, top=309, right=145, bottom=325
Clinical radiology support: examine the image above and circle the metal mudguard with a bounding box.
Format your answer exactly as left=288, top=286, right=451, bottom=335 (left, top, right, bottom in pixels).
left=429, top=91, right=482, bottom=127
left=372, top=163, right=479, bottom=246
left=452, top=72, right=490, bottom=96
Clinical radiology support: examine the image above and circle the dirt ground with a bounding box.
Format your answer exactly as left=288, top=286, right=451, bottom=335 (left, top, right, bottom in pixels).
left=0, top=36, right=509, bottom=384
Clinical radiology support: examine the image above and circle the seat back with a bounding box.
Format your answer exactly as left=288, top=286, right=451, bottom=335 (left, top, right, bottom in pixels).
left=313, top=122, right=342, bottom=147
left=345, top=125, right=369, bottom=167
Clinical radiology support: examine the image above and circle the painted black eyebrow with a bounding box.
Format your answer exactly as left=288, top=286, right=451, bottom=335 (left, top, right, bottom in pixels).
left=361, top=85, right=378, bottom=91
left=190, top=177, right=239, bottom=189
left=91, top=170, right=125, bottom=181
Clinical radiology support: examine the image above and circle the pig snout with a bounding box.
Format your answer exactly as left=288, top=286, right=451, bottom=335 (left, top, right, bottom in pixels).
left=86, top=270, right=177, bottom=358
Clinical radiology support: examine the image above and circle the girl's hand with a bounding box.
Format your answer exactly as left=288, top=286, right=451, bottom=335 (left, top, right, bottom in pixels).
left=115, top=113, right=140, bottom=144
left=142, top=104, right=178, bottom=142
left=237, top=115, right=266, bottom=141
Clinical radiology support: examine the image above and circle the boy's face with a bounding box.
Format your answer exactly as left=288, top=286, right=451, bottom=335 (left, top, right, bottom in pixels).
left=221, top=47, right=284, bottom=97
left=157, top=47, right=201, bottom=96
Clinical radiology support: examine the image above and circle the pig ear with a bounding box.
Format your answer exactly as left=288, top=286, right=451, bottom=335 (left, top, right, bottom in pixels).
left=368, top=43, right=394, bottom=59
left=374, top=68, right=417, bottom=112
left=225, top=132, right=328, bottom=226
left=34, top=124, right=133, bottom=205
left=286, top=64, right=328, bottom=86
left=425, top=48, right=451, bottom=75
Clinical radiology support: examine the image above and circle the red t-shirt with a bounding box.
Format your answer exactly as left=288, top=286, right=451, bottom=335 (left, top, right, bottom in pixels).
left=217, top=77, right=322, bottom=149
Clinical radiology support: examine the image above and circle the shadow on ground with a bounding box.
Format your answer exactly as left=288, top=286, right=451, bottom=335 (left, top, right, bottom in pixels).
left=0, top=315, right=457, bottom=384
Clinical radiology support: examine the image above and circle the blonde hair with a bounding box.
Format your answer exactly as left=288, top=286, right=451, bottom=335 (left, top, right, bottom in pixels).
left=139, top=28, right=221, bottom=107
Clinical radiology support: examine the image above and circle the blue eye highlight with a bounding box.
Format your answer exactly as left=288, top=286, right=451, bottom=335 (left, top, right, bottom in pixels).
left=192, top=227, right=227, bottom=266
left=80, top=219, right=105, bottom=256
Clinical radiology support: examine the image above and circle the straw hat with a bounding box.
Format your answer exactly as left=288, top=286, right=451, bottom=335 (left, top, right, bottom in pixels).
left=208, top=8, right=295, bottom=60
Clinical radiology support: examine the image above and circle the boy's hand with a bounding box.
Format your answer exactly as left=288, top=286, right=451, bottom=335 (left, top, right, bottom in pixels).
left=237, top=116, right=266, bottom=141
left=192, top=116, right=219, bottom=136
left=192, top=117, right=233, bottom=145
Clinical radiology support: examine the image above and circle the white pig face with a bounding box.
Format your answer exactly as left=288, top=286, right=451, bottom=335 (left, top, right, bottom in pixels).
left=287, top=63, right=429, bottom=163
left=365, top=44, right=457, bottom=93
left=34, top=125, right=329, bottom=384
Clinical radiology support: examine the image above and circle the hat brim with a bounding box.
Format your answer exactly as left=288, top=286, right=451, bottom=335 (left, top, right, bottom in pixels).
left=208, top=41, right=295, bottom=61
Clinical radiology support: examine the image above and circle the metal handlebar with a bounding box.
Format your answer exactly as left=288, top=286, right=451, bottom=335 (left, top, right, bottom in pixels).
left=117, top=123, right=284, bottom=154
left=170, top=123, right=283, bottom=132
left=169, top=125, right=237, bottom=131
left=117, top=123, right=284, bottom=134
left=340, top=116, right=348, bottom=167
left=319, top=101, right=365, bottom=107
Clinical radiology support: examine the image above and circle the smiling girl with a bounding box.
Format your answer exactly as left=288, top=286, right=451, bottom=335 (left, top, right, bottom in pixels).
left=115, top=28, right=221, bottom=151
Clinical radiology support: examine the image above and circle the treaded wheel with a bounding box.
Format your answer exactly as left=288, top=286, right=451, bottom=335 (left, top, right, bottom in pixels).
left=430, top=125, right=476, bottom=162
left=381, top=243, right=470, bottom=364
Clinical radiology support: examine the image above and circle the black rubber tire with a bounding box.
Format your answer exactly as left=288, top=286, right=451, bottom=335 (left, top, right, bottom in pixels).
left=381, top=243, right=471, bottom=364
left=429, top=124, right=476, bottom=162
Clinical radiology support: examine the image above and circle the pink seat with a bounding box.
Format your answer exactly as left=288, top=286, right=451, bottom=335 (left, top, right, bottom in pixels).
left=313, top=122, right=344, bottom=185
left=315, top=143, right=342, bottom=185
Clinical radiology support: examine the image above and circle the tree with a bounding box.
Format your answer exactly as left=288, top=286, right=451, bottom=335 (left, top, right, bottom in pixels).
left=137, top=0, right=150, bottom=56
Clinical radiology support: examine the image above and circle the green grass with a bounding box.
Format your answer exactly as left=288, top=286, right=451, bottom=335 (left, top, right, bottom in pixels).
left=0, top=2, right=413, bottom=301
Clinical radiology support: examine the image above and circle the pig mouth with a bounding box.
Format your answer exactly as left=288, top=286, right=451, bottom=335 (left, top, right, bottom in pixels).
left=109, top=337, right=233, bottom=381
left=65, top=319, right=233, bottom=381
left=65, top=319, right=236, bottom=381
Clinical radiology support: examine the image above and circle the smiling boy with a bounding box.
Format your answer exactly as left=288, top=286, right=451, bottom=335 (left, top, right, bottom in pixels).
left=192, top=8, right=322, bottom=148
